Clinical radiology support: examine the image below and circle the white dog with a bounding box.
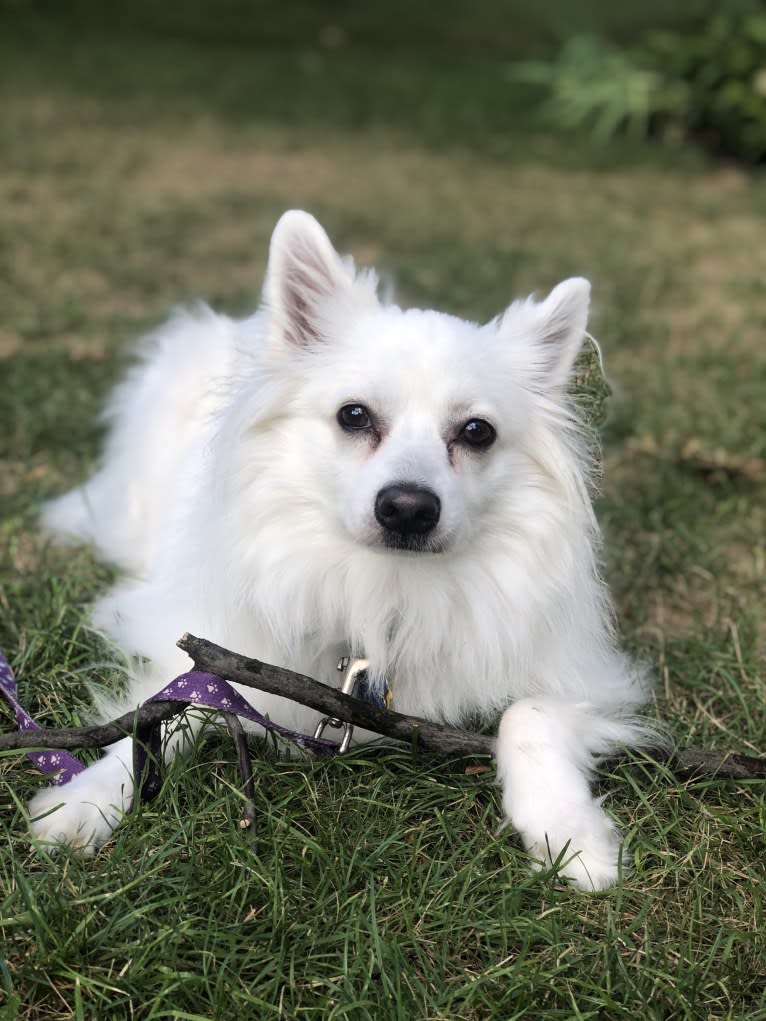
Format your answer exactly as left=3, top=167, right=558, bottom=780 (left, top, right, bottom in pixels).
left=32, top=210, right=651, bottom=889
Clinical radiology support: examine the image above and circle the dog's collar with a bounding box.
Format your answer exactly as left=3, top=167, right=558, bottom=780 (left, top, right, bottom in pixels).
left=355, top=669, right=393, bottom=711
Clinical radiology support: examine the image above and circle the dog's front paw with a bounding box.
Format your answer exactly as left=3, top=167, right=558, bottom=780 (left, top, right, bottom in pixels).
left=29, top=786, right=118, bottom=853
left=520, top=800, right=623, bottom=891
left=28, top=757, right=132, bottom=853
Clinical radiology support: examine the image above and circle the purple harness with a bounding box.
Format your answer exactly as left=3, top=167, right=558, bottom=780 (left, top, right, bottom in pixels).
left=0, top=648, right=342, bottom=793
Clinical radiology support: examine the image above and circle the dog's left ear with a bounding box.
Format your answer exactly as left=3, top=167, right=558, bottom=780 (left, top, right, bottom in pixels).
left=529, top=277, right=591, bottom=388
left=264, top=210, right=374, bottom=348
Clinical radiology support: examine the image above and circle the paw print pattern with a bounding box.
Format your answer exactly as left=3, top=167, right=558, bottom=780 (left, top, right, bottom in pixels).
left=0, top=647, right=86, bottom=784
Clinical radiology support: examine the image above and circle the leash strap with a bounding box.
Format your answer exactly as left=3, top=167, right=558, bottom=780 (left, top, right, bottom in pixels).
left=144, top=670, right=339, bottom=752
left=132, top=669, right=342, bottom=801
left=0, top=648, right=87, bottom=785
left=0, top=649, right=342, bottom=796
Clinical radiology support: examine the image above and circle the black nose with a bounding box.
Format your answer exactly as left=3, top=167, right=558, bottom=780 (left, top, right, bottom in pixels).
left=374, top=484, right=441, bottom=536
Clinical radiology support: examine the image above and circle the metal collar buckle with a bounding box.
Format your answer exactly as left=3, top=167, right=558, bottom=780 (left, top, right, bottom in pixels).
left=313, top=656, right=369, bottom=754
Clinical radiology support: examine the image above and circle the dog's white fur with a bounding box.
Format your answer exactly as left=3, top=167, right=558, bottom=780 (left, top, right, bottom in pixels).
left=31, top=210, right=651, bottom=889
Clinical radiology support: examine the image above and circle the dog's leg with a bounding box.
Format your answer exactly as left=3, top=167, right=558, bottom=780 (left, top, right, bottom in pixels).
left=496, top=698, right=635, bottom=891
left=28, top=713, right=205, bottom=853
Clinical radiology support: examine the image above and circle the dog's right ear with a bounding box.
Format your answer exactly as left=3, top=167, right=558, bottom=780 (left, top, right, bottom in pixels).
left=264, top=211, right=370, bottom=348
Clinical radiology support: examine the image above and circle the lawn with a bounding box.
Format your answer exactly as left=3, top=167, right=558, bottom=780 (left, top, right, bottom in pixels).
left=1, top=4, right=765, bottom=1019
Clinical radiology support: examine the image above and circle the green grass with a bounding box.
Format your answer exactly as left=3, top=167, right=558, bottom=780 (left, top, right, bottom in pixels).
left=1, top=4, right=765, bottom=1019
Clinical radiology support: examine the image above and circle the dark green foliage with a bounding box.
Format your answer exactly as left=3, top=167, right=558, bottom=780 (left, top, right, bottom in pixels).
left=514, top=8, right=766, bottom=162
left=640, top=10, right=766, bottom=163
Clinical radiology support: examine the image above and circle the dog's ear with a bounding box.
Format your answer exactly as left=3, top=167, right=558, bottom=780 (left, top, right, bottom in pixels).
left=265, top=211, right=364, bottom=348
left=530, top=278, right=591, bottom=388
left=500, top=278, right=591, bottom=389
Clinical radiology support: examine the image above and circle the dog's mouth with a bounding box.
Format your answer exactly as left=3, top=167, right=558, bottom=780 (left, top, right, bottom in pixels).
left=376, top=532, right=446, bottom=555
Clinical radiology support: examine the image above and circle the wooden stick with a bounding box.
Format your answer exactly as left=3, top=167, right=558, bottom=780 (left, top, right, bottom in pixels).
left=224, top=712, right=258, bottom=842
left=0, top=700, right=187, bottom=752
left=177, top=633, right=766, bottom=781
left=2, top=633, right=765, bottom=781
left=177, top=632, right=495, bottom=758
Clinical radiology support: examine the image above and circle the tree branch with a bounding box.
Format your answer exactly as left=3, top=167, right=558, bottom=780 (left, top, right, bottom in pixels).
left=176, top=632, right=496, bottom=758
left=177, top=633, right=766, bottom=781
left=2, top=632, right=765, bottom=782
left=0, top=700, right=187, bottom=752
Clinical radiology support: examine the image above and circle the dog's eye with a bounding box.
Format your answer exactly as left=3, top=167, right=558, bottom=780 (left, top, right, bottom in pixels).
left=459, top=419, right=496, bottom=450
left=337, top=404, right=373, bottom=431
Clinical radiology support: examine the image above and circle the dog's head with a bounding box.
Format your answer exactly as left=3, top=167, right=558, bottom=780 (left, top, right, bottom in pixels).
left=260, top=210, right=591, bottom=558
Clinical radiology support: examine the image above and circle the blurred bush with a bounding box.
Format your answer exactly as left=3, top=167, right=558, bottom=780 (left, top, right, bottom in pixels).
left=512, top=9, right=766, bottom=163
